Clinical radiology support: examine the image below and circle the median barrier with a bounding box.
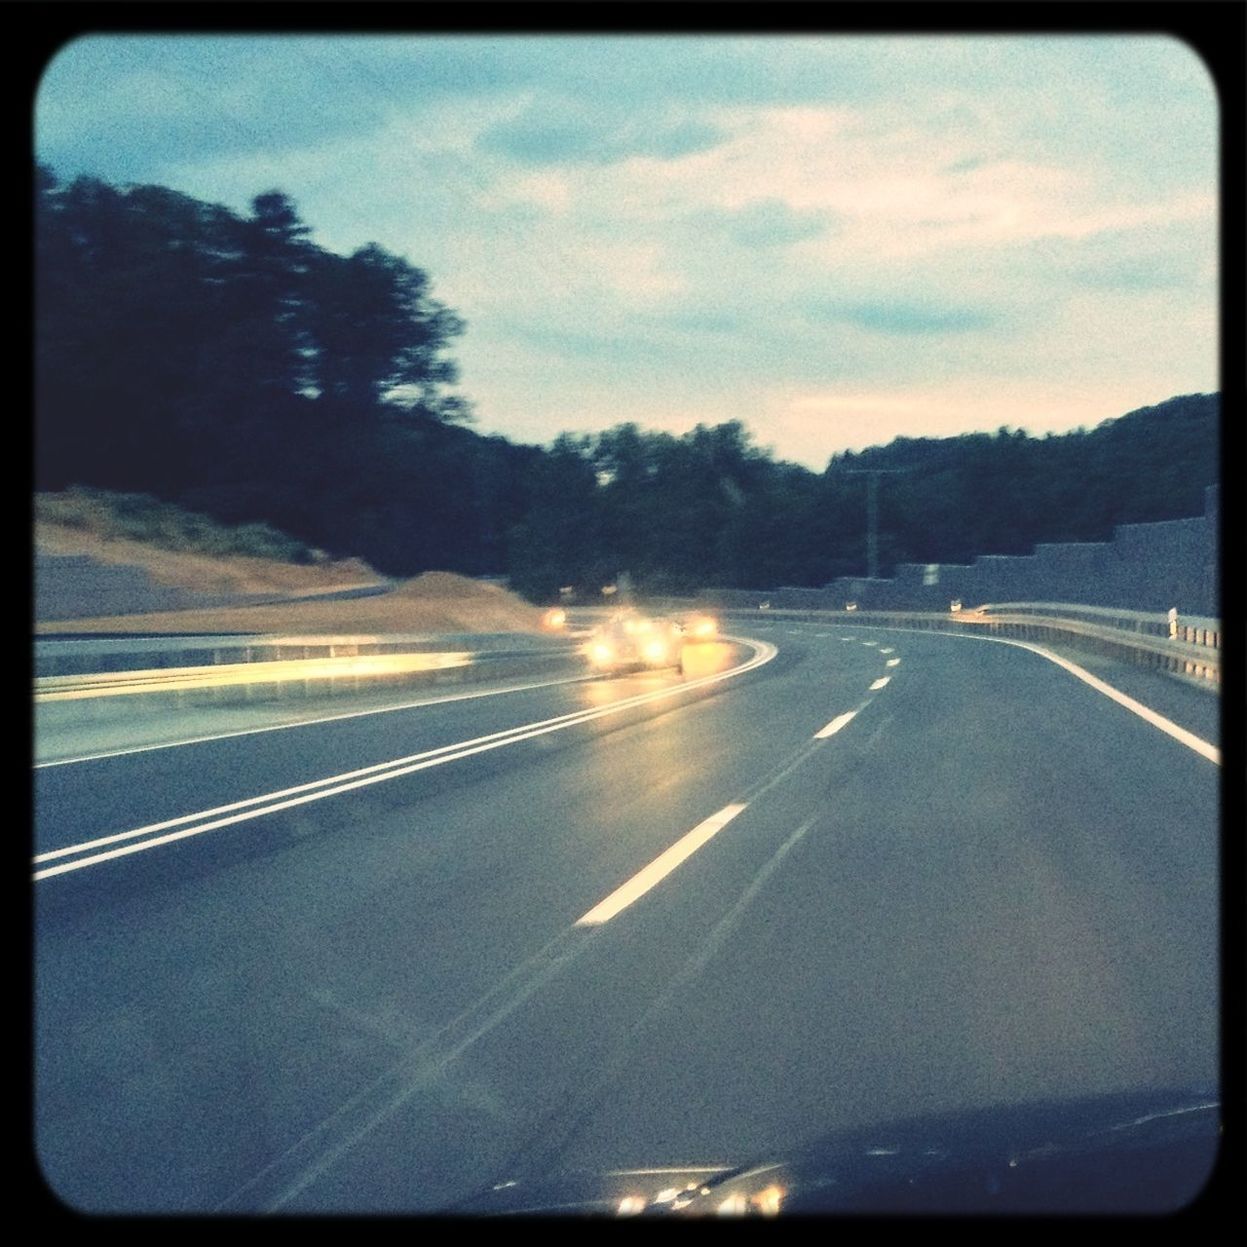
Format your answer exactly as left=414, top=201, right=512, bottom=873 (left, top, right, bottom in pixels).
left=34, top=634, right=588, bottom=714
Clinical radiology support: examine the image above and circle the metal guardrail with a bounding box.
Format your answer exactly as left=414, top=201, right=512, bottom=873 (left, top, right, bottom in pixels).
left=977, top=602, right=1221, bottom=650
left=33, top=631, right=579, bottom=677
left=713, top=604, right=1221, bottom=687
left=32, top=600, right=1222, bottom=709
left=967, top=610, right=1220, bottom=684
left=36, top=651, right=476, bottom=702
left=33, top=635, right=587, bottom=709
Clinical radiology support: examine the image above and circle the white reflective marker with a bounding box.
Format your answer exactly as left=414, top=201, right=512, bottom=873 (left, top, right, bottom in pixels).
left=815, top=711, right=857, bottom=739
left=869, top=677, right=891, bottom=690
left=575, top=804, right=748, bottom=926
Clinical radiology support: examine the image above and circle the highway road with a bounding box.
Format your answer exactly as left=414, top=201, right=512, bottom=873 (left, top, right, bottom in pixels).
left=33, top=621, right=1221, bottom=1213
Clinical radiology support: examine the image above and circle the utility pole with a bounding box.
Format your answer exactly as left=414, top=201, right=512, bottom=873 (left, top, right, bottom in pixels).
left=841, top=468, right=911, bottom=580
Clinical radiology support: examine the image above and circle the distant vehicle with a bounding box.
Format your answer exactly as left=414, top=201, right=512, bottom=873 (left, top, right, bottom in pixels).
left=681, top=612, right=719, bottom=641
left=541, top=607, right=568, bottom=630
left=585, top=611, right=685, bottom=675
left=949, top=599, right=963, bottom=613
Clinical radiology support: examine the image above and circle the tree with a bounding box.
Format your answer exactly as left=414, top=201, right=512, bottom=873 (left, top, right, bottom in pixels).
left=306, top=243, right=466, bottom=421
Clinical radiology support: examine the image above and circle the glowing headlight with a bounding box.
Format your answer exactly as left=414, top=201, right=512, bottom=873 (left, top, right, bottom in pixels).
left=643, top=639, right=668, bottom=661
left=590, top=642, right=615, bottom=664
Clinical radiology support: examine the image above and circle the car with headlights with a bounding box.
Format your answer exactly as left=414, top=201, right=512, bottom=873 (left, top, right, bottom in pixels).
left=585, top=611, right=685, bottom=675
left=680, top=611, right=720, bottom=641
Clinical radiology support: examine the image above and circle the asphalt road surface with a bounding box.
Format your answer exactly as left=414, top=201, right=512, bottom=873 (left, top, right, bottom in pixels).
left=33, top=622, right=1221, bottom=1213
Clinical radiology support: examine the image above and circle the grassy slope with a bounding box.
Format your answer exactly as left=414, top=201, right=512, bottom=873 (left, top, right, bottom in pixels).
left=35, top=491, right=543, bottom=635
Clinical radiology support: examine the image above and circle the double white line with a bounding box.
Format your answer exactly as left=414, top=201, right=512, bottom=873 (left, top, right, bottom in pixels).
left=35, top=638, right=777, bottom=881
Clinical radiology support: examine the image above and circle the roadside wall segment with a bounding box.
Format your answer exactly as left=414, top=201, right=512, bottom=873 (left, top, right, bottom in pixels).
left=705, top=484, right=1219, bottom=618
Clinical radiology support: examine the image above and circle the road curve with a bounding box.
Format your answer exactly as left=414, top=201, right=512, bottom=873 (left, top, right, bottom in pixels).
left=33, top=623, right=1220, bottom=1213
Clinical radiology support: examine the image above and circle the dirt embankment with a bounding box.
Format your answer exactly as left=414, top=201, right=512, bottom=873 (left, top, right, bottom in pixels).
left=37, top=520, right=382, bottom=597
left=36, top=525, right=545, bottom=636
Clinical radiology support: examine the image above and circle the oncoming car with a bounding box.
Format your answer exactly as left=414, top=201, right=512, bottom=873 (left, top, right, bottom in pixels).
left=681, top=612, right=720, bottom=641
left=585, top=611, right=685, bottom=675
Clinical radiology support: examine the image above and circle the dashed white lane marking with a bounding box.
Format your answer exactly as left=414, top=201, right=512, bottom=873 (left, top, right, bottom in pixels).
left=830, top=624, right=1220, bottom=767
left=862, top=640, right=878, bottom=647
left=869, top=676, right=891, bottom=690
left=886, top=658, right=901, bottom=667
left=880, top=648, right=894, bottom=654
left=575, top=803, right=749, bottom=926
left=815, top=711, right=857, bottom=739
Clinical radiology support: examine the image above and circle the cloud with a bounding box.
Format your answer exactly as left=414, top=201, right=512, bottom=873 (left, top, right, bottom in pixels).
left=34, top=34, right=1218, bottom=474
left=714, top=199, right=831, bottom=249
left=803, top=298, right=997, bottom=336
left=476, top=106, right=725, bottom=166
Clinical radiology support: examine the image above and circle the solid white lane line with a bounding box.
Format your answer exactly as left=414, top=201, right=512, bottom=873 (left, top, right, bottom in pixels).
left=38, top=672, right=714, bottom=863
left=869, top=677, right=891, bottom=690
left=35, top=706, right=615, bottom=864
left=824, top=624, right=1220, bottom=767
left=886, top=658, right=901, bottom=667
left=815, top=711, right=857, bottom=739
left=999, top=639, right=1221, bottom=765
left=36, top=640, right=778, bottom=877
left=575, top=804, right=748, bottom=927
left=34, top=673, right=600, bottom=769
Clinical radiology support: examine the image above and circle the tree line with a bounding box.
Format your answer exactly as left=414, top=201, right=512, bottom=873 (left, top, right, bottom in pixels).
left=35, top=167, right=1220, bottom=601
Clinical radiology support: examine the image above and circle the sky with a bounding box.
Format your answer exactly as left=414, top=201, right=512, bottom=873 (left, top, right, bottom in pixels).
left=35, top=33, right=1218, bottom=471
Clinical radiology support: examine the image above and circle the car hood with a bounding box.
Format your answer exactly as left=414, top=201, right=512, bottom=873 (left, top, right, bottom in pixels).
left=455, top=1087, right=1219, bottom=1215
